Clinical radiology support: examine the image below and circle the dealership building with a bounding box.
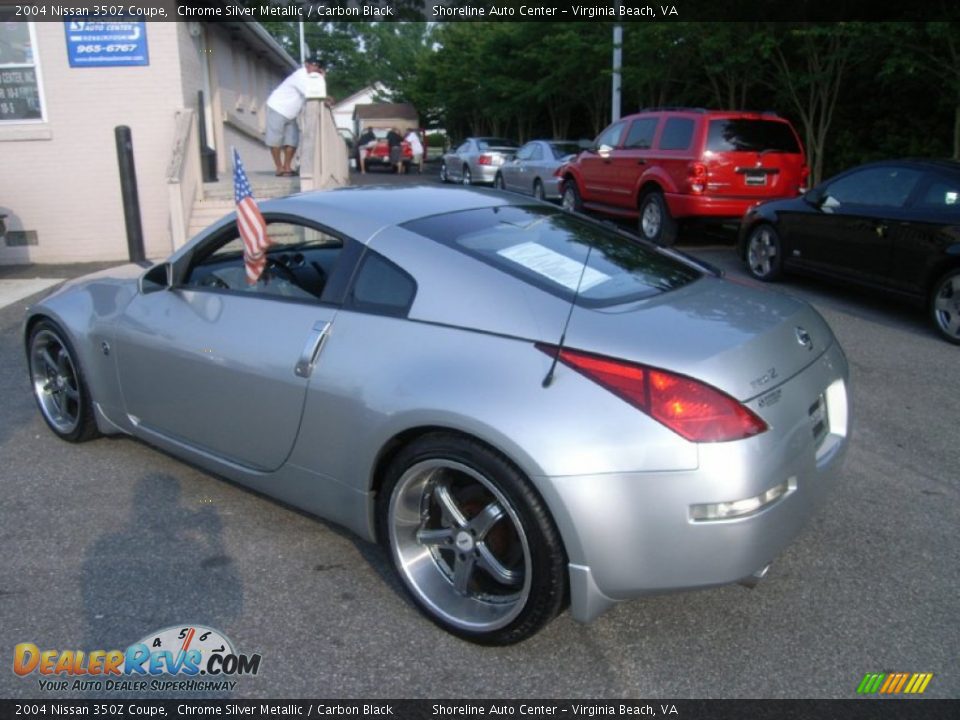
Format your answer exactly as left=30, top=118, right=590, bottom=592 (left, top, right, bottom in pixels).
left=0, top=19, right=305, bottom=265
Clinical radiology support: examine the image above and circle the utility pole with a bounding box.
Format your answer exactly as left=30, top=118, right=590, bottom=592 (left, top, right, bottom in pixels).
left=612, top=9, right=623, bottom=123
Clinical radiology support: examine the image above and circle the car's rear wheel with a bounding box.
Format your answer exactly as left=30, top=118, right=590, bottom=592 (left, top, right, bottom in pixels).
left=462, top=165, right=472, bottom=185
left=533, top=180, right=545, bottom=201
left=27, top=319, right=99, bottom=443
left=439, top=162, right=449, bottom=183
left=377, top=433, right=566, bottom=645
left=638, top=190, right=677, bottom=246
left=745, top=223, right=783, bottom=281
left=930, top=268, right=960, bottom=344
left=493, top=173, right=505, bottom=190
left=561, top=179, right=582, bottom=212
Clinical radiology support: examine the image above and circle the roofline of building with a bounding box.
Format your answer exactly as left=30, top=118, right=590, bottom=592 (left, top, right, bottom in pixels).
left=217, top=21, right=299, bottom=74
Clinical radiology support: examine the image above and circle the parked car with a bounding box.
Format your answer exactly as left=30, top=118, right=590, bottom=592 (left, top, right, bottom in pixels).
left=360, top=128, right=414, bottom=172
left=559, top=108, right=808, bottom=246
left=493, top=140, right=581, bottom=201
left=25, top=187, right=850, bottom=644
left=740, top=158, right=960, bottom=344
left=440, top=137, right=519, bottom=185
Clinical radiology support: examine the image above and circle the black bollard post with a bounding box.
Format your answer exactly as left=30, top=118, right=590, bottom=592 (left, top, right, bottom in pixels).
left=114, top=125, right=146, bottom=263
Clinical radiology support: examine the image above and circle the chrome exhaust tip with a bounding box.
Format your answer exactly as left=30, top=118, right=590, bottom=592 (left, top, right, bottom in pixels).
left=738, top=563, right=770, bottom=589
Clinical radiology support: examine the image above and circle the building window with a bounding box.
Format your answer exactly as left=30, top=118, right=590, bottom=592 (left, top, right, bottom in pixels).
left=0, top=21, right=46, bottom=123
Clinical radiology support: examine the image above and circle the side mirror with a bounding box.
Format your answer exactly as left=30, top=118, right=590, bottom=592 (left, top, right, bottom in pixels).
left=597, top=143, right=613, bottom=158
left=139, top=262, right=172, bottom=295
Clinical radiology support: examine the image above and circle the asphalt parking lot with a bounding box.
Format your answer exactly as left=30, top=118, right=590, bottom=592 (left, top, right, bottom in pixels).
left=1, top=169, right=957, bottom=700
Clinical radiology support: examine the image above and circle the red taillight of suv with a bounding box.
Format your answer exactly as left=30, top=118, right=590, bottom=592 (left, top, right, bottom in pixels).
left=536, top=345, right=768, bottom=442
left=478, top=154, right=493, bottom=166
left=799, top=164, right=810, bottom=193
left=688, top=162, right=708, bottom=194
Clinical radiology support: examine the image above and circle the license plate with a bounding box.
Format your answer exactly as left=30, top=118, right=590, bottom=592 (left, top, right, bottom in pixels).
left=744, top=172, right=767, bottom=186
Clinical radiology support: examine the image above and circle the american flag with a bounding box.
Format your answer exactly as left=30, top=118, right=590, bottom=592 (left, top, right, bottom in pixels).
left=233, top=148, right=270, bottom=284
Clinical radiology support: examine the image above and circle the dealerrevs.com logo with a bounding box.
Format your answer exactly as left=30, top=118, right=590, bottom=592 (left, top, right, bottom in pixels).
left=13, top=625, right=261, bottom=692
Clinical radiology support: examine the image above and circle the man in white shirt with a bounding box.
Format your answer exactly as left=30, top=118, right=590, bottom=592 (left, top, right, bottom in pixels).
left=265, top=56, right=324, bottom=176
left=404, top=128, right=424, bottom=174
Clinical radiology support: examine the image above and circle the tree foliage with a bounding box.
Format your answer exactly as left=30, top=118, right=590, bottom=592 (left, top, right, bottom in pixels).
left=262, top=21, right=959, bottom=173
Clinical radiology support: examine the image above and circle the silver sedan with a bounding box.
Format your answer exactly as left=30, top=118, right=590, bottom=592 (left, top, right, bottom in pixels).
left=494, top=140, right=581, bottom=201
left=440, top=137, right=519, bottom=185
left=25, top=186, right=850, bottom=645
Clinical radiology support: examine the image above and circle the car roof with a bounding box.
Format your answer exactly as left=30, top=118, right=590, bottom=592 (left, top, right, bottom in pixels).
left=256, top=185, right=516, bottom=243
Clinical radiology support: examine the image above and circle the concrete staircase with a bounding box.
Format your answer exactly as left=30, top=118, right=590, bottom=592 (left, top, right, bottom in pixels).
left=187, top=170, right=302, bottom=239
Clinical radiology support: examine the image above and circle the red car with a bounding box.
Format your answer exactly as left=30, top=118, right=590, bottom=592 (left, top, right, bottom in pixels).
left=559, top=108, right=808, bottom=246
left=361, top=128, right=414, bottom=172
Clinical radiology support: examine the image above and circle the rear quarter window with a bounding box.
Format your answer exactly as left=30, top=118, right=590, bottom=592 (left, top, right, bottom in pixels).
left=658, top=118, right=695, bottom=151
left=402, top=206, right=700, bottom=307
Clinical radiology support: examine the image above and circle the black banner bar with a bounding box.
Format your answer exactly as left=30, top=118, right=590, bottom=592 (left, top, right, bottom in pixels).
left=0, top=700, right=958, bottom=720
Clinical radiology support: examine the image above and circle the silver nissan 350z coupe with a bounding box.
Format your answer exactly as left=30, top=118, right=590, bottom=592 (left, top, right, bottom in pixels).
left=25, top=186, right=850, bottom=645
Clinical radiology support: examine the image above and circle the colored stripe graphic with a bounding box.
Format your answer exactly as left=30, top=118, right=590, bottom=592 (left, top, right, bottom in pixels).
left=857, top=672, right=933, bottom=694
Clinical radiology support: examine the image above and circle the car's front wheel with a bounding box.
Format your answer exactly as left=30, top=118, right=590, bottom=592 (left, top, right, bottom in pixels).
left=439, top=162, right=449, bottom=183
left=931, top=268, right=960, bottom=344
left=638, top=190, right=677, bottom=246
left=745, top=223, right=783, bottom=281
left=561, top=179, right=582, bottom=212
left=377, top=433, right=567, bottom=645
left=27, top=319, right=99, bottom=442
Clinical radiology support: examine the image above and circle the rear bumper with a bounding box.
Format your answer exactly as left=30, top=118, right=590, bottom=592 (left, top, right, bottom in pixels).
left=665, top=193, right=782, bottom=222
left=534, top=341, right=850, bottom=622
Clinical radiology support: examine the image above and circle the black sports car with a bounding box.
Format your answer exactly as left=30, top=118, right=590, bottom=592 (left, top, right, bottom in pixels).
left=739, top=159, right=960, bottom=344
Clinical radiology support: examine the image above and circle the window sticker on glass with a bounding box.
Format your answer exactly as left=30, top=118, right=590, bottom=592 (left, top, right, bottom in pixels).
left=497, top=242, right=609, bottom=292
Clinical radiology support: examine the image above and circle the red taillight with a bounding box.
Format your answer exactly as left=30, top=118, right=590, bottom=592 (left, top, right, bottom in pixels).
left=537, top=345, right=767, bottom=443
left=799, top=164, right=810, bottom=193
left=478, top=154, right=492, bottom=166
left=688, top=162, right=707, bottom=194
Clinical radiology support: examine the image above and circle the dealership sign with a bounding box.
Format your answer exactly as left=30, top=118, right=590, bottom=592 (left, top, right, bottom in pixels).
left=64, top=21, right=149, bottom=68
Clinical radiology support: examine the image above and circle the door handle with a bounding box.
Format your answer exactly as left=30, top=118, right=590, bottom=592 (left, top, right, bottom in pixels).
left=637, top=159, right=646, bottom=165
left=294, top=321, right=331, bottom=378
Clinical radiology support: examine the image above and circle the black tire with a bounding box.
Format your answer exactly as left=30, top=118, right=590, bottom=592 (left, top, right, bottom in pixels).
left=461, top=165, right=472, bottom=185
left=439, top=162, right=449, bottom=183
left=744, top=223, right=784, bottom=282
left=638, top=190, right=678, bottom=246
left=561, top=178, right=582, bottom=213
left=27, top=319, right=100, bottom=443
left=533, top=179, right=545, bottom=201
left=376, top=432, right=567, bottom=645
left=493, top=173, right=505, bottom=190
left=930, top=268, right=960, bottom=344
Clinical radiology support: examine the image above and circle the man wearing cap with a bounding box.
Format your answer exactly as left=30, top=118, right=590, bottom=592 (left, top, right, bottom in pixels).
left=265, top=56, right=324, bottom=177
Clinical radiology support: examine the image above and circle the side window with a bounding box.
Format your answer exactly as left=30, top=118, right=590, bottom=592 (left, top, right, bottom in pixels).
left=915, top=175, right=960, bottom=212
left=825, top=167, right=923, bottom=209
left=658, top=118, right=695, bottom=151
left=623, top=118, right=659, bottom=149
left=456, top=142, right=471, bottom=154
left=347, top=251, right=417, bottom=317
left=529, top=144, right=543, bottom=161
left=595, top=121, right=626, bottom=150
left=184, top=219, right=343, bottom=302
left=515, top=143, right=535, bottom=161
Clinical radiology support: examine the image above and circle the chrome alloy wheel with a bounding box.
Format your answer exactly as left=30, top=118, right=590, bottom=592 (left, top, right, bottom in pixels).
left=30, top=329, right=82, bottom=435
left=747, top=226, right=778, bottom=278
left=933, top=271, right=960, bottom=341
left=388, top=459, right=532, bottom=632
left=640, top=197, right=662, bottom=239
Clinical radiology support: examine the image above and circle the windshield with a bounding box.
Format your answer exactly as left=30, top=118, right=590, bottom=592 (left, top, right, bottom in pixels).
left=549, top=142, right=581, bottom=159
left=403, top=206, right=699, bottom=307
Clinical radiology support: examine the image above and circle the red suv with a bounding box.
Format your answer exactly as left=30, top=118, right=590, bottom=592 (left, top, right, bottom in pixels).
left=559, top=109, right=808, bottom=246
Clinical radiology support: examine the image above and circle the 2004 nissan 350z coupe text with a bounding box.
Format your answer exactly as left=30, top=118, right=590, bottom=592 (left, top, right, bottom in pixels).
left=24, top=186, right=850, bottom=645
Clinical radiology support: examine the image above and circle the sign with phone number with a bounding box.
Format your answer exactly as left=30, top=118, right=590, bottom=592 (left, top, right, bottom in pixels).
left=64, top=21, right=149, bottom=67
